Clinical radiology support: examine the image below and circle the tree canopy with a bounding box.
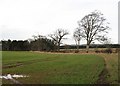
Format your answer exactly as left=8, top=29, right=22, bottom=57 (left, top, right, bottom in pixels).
left=77, top=10, right=110, bottom=52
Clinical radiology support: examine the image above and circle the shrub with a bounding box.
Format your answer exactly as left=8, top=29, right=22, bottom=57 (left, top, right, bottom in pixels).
left=95, top=50, right=101, bottom=53
left=75, top=50, right=79, bottom=53
left=104, top=48, right=112, bottom=54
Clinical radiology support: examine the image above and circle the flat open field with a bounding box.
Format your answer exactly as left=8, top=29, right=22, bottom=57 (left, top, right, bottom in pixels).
left=2, top=51, right=118, bottom=84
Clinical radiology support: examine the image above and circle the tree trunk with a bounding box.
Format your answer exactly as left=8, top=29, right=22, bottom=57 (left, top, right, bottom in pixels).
left=86, top=44, right=89, bottom=53
left=77, top=41, right=80, bottom=51
left=57, top=43, right=60, bottom=52
left=77, top=45, right=79, bottom=51
left=58, top=46, right=60, bottom=51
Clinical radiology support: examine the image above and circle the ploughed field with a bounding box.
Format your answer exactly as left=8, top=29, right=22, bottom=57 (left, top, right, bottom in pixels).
left=1, top=51, right=117, bottom=84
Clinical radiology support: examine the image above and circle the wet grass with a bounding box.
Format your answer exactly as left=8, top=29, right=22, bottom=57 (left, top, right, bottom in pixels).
left=2, top=51, right=105, bottom=84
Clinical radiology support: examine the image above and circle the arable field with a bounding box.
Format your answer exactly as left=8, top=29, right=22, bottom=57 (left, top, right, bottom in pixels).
left=1, top=51, right=118, bottom=84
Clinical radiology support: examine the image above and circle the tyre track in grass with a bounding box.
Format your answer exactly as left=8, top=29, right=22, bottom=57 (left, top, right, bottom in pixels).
left=96, top=63, right=109, bottom=84
left=3, top=56, right=58, bottom=69
left=2, top=56, right=58, bottom=85
left=95, top=54, right=110, bottom=85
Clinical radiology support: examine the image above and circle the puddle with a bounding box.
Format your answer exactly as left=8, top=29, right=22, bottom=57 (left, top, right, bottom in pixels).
left=0, top=74, right=29, bottom=80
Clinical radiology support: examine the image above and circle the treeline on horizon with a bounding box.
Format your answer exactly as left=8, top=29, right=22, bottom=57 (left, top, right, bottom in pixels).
left=1, top=38, right=56, bottom=51
left=1, top=39, right=120, bottom=51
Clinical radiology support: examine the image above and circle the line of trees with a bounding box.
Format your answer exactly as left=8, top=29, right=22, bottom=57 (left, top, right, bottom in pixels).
left=1, top=35, right=56, bottom=51
left=1, top=10, right=113, bottom=52
left=2, top=40, right=30, bottom=51
left=1, top=29, right=69, bottom=51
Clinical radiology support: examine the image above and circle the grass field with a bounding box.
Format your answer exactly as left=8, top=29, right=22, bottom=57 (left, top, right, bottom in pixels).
left=1, top=51, right=118, bottom=84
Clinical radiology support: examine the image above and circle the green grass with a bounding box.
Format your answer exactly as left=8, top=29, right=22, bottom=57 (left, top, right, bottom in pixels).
left=2, top=51, right=105, bottom=84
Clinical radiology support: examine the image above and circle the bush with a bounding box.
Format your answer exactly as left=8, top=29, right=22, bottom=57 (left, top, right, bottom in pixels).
left=75, top=50, right=79, bottom=53
left=104, top=48, right=112, bottom=54
left=95, top=50, right=101, bottom=53
left=95, top=48, right=112, bottom=54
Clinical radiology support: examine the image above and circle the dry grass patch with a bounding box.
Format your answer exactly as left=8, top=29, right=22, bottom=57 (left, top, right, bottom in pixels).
left=98, top=53, right=118, bottom=84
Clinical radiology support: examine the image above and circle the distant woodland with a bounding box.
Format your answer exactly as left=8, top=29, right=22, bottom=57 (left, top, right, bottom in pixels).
left=1, top=39, right=120, bottom=51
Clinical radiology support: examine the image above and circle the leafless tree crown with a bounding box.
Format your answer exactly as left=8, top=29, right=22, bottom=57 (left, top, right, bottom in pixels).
left=78, top=11, right=110, bottom=45
left=49, top=29, right=69, bottom=51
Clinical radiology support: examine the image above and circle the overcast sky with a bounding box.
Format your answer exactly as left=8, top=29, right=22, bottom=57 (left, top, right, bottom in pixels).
left=0, top=0, right=119, bottom=44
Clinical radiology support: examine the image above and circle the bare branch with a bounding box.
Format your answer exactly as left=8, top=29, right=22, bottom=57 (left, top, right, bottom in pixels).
left=77, top=10, right=110, bottom=52
left=49, top=29, right=69, bottom=51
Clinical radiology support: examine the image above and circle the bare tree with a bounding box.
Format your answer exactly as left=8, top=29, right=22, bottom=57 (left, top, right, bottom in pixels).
left=73, top=28, right=82, bottom=51
left=49, top=29, right=69, bottom=51
left=78, top=10, right=110, bottom=53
